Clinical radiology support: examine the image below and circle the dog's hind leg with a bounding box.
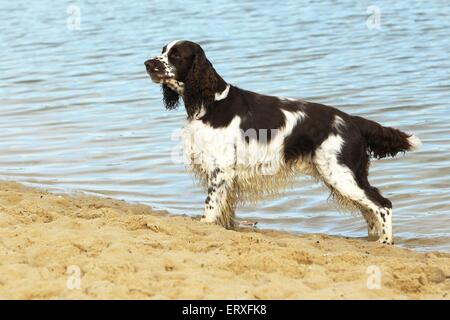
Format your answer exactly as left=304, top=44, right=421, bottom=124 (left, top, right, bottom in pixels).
left=362, top=209, right=379, bottom=241
left=200, top=167, right=236, bottom=229
left=313, top=134, right=394, bottom=244
left=361, top=186, right=393, bottom=244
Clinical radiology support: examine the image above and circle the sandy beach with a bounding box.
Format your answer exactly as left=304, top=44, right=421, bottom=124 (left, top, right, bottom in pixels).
left=0, top=181, right=448, bottom=299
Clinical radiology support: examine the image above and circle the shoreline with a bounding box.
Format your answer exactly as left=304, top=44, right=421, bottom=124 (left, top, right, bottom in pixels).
left=0, top=181, right=448, bottom=299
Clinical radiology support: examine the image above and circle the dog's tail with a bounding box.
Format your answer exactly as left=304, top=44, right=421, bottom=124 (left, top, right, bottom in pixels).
left=352, top=116, right=421, bottom=159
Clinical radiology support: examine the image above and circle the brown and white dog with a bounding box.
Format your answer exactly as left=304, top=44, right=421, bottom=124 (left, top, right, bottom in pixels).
left=145, top=40, right=421, bottom=244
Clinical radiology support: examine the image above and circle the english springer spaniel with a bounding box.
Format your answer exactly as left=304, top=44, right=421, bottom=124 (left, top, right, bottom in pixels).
left=144, top=40, right=421, bottom=245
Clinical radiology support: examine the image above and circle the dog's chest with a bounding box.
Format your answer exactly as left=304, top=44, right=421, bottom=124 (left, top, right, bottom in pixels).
left=180, top=112, right=314, bottom=202
left=181, top=116, right=244, bottom=172
left=180, top=112, right=305, bottom=174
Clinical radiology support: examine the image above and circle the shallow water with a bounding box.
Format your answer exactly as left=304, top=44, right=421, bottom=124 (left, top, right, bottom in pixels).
left=0, top=0, right=449, bottom=251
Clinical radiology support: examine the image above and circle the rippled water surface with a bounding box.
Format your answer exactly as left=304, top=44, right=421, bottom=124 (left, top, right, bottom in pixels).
left=0, top=0, right=449, bottom=251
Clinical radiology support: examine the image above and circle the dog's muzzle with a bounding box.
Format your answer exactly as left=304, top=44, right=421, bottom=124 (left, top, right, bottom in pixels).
left=144, top=59, right=164, bottom=82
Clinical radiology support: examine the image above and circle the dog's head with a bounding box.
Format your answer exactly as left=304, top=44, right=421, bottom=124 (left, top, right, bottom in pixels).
left=145, top=40, right=222, bottom=117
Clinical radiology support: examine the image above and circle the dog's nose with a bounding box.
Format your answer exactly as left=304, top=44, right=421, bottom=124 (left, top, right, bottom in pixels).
left=144, top=59, right=157, bottom=71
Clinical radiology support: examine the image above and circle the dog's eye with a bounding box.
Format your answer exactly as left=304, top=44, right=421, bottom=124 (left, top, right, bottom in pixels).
left=171, top=51, right=180, bottom=59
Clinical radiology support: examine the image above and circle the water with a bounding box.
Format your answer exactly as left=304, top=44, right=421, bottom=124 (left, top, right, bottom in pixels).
left=0, top=0, right=449, bottom=251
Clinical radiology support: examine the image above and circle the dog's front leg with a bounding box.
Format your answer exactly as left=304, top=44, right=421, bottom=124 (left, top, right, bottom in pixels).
left=200, top=167, right=236, bottom=229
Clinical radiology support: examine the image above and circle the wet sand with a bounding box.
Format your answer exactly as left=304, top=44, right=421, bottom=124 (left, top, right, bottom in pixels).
left=0, top=181, right=449, bottom=299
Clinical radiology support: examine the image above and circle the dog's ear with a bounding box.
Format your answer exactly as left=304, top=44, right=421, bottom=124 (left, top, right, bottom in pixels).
left=184, top=50, right=218, bottom=117
left=162, top=84, right=180, bottom=110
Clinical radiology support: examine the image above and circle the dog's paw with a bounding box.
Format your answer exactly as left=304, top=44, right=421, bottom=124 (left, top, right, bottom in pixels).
left=367, top=231, right=379, bottom=242
left=200, top=215, right=216, bottom=224
left=377, top=238, right=394, bottom=245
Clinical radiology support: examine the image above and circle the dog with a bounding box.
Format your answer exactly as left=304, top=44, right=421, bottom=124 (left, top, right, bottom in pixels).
left=145, top=40, right=421, bottom=244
